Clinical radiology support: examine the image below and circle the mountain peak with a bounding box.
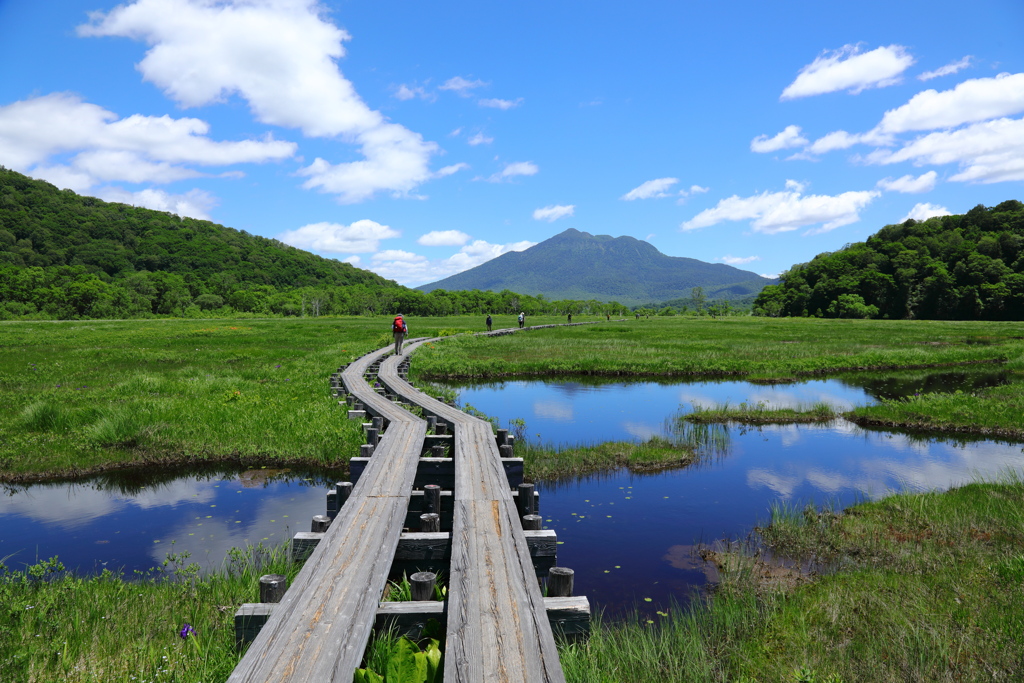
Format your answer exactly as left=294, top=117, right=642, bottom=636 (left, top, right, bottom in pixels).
left=418, top=230, right=773, bottom=306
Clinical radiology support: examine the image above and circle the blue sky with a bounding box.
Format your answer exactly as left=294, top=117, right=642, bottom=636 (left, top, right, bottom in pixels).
left=1, top=0, right=1023, bottom=287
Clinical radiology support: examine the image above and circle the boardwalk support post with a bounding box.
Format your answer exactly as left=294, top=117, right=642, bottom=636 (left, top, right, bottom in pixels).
left=547, top=567, right=574, bottom=597
left=259, top=574, right=287, bottom=603
left=410, top=572, right=437, bottom=601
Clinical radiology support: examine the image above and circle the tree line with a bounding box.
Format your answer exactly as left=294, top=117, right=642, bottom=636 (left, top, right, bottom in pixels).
left=0, top=167, right=636, bottom=320
left=754, top=201, right=1024, bottom=320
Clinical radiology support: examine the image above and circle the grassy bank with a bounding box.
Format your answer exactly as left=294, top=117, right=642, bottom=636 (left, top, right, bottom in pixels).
left=0, top=315, right=568, bottom=482
left=519, top=437, right=699, bottom=481
left=683, top=401, right=838, bottom=424
left=560, top=475, right=1024, bottom=682
left=0, top=544, right=297, bottom=683
left=412, top=317, right=1023, bottom=380
left=7, top=316, right=1024, bottom=481
left=848, top=379, right=1024, bottom=439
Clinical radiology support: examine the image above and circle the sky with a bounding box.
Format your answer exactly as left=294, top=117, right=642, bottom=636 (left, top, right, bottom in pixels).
left=1, top=0, right=1023, bottom=287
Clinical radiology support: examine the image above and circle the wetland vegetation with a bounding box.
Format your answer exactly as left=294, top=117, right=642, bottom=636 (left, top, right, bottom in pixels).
left=561, top=474, right=1024, bottom=682
left=5, top=315, right=1024, bottom=681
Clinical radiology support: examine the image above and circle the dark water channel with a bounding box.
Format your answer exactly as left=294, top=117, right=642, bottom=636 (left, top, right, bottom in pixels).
left=0, top=466, right=336, bottom=576
left=1, top=368, right=1021, bottom=619
left=441, top=368, right=1023, bottom=615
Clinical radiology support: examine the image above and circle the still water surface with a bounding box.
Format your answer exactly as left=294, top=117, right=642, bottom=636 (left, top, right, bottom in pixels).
left=1, top=369, right=1021, bottom=617
left=0, top=467, right=335, bottom=576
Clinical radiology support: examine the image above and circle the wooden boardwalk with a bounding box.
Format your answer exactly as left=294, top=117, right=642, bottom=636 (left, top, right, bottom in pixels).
left=230, top=325, right=591, bottom=682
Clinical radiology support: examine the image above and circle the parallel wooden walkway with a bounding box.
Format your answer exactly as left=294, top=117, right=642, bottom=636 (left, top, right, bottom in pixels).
left=230, top=324, right=590, bottom=682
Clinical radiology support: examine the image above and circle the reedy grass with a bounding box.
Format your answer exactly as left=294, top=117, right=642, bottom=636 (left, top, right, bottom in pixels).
left=519, top=437, right=699, bottom=481
left=0, top=543, right=298, bottom=683
left=849, top=376, right=1024, bottom=438
left=561, top=474, right=1024, bottom=682
left=684, top=401, right=839, bottom=424
left=513, top=420, right=728, bottom=481
left=412, top=317, right=1023, bottom=380
left=0, top=317, right=484, bottom=481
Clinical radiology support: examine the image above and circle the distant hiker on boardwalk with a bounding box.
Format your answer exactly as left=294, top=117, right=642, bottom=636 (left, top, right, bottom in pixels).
left=518, top=312, right=525, bottom=328
left=567, top=313, right=572, bottom=323
left=486, top=314, right=493, bottom=332
left=392, top=313, right=408, bottom=355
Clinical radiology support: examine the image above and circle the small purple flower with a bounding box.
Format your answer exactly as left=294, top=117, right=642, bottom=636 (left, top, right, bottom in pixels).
left=284, top=378, right=290, bottom=382
left=275, top=365, right=281, bottom=368
left=180, top=623, right=196, bottom=640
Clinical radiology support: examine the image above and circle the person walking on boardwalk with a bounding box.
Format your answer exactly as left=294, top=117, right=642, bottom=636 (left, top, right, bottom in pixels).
left=567, top=313, right=572, bottom=323
left=486, top=314, right=493, bottom=332
left=518, top=312, right=525, bottom=329
left=392, top=313, right=408, bottom=355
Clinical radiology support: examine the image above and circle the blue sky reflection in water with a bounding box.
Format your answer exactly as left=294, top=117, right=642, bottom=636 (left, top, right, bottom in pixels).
left=1, top=372, right=1021, bottom=619
left=0, top=468, right=331, bottom=576
left=444, top=373, right=1024, bottom=615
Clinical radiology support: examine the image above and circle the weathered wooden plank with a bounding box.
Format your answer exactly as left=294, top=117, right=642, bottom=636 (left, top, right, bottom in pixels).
left=235, top=596, right=589, bottom=648
left=375, top=346, right=567, bottom=683
left=349, top=456, right=524, bottom=489
left=229, top=344, right=427, bottom=683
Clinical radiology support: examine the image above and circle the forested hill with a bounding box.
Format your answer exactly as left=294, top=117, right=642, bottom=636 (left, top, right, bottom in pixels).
left=754, top=201, right=1024, bottom=320
left=0, top=168, right=634, bottom=319
left=0, top=167, right=395, bottom=290
left=418, top=228, right=774, bottom=307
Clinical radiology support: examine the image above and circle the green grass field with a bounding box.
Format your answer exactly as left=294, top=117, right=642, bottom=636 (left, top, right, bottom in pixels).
left=5, top=315, right=1024, bottom=681
left=4, top=315, right=1024, bottom=481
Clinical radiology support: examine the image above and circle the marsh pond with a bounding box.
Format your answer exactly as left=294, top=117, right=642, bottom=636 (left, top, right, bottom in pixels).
left=2, top=368, right=1022, bottom=617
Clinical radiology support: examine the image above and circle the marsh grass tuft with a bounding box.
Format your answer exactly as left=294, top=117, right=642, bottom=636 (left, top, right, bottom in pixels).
left=519, top=436, right=699, bottom=481
left=0, top=542, right=298, bottom=683
left=562, top=474, right=1024, bottom=681
left=684, top=400, right=839, bottom=425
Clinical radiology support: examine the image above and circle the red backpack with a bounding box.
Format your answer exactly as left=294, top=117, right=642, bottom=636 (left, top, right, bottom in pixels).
left=392, top=316, right=405, bottom=333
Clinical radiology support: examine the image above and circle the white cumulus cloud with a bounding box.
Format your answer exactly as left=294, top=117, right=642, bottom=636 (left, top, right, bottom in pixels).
left=276, top=219, right=400, bottom=253
left=418, top=230, right=470, bottom=247
left=717, top=255, right=761, bottom=265
left=79, top=0, right=438, bottom=203
left=875, top=72, right=1024, bottom=134
left=393, top=83, right=434, bottom=102
left=96, top=187, right=218, bottom=219
left=367, top=239, right=536, bottom=285
left=781, top=44, right=914, bottom=100
left=918, top=56, right=973, bottom=81
left=467, top=132, right=493, bottom=146
left=478, top=98, right=523, bottom=110
left=435, top=162, right=469, bottom=177
left=682, top=181, right=879, bottom=235
left=532, top=205, right=575, bottom=222
left=439, top=76, right=487, bottom=96
left=864, top=116, right=1024, bottom=184
left=806, top=130, right=864, bottom=155
left=621, top=177, right=678, bottom=200
left=482, top=161, right=539, bottom=182
left=876, top=171, right=938, bottom=194
left=902, top=203, right=952, bottom=222
left=751, top=125, right=809, bottom=153
left=0, top=92, right=295, bottom=192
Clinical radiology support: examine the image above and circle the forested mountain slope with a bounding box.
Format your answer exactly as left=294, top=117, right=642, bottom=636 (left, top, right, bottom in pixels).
left=754, top=201, right=1024, bottom=319
left=418, top=228, right=775, bottom=307
left=0, top=168, right=630, bottom=319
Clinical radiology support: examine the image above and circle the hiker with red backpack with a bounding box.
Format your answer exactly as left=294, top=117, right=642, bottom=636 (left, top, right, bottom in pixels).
left=392, top=314, right=408, bottom=355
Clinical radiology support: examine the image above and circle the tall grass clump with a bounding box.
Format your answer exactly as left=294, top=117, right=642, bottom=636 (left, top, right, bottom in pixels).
left=560, top=473, right=1024, bottom=681
left=0, top=542, right=299, bottom=683
left=684, top=401, right=839, bottom=425
left=19, top=400, right=74, bottom=433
